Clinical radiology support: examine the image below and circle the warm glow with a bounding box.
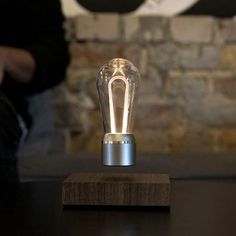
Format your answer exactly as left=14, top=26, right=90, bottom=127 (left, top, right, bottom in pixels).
left=108, top=75, right=129, bottom=133
left=97, top=58, right=139, bottom=135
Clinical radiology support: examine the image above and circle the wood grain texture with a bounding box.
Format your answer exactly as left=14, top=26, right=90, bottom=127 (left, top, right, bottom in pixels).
left=62, top=173, right=170, bottom=206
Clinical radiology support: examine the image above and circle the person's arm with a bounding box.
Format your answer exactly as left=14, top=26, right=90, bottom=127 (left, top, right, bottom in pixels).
left=0, top=46, right=36, bottom=85
left=1, top=0, right=69, bottom=95
left=23, top=0, right=70, bottom=94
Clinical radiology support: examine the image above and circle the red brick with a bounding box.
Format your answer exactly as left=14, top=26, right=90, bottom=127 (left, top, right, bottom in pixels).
left=215, top=78, right=236, bottom=99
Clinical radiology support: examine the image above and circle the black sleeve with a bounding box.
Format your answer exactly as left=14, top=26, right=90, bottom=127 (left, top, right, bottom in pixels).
left=7, top=0, right=70, bottom=95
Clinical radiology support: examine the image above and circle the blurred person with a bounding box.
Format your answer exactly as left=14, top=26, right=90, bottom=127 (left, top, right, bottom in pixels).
left=0, top=0, right=69, bottom=183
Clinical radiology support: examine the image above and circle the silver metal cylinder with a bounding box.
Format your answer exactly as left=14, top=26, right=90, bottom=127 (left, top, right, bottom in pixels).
left=102, top=133, right=136, bottom=166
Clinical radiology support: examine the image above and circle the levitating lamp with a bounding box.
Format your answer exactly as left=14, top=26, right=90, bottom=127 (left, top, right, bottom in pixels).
left=62, top=58, right=170, bottom=207
left=97, top=58, right=140, bottom=166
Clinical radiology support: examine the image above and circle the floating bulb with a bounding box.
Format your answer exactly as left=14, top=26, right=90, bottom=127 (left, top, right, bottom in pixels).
left=97, top=58, right=140, bottom=166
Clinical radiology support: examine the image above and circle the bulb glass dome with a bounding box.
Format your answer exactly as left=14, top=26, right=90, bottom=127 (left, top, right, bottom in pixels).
left=97, top=58, right=140, bottom=134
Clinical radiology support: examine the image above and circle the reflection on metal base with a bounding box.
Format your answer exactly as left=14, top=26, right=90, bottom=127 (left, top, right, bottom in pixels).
left=102, top=133, right=136, bottom=166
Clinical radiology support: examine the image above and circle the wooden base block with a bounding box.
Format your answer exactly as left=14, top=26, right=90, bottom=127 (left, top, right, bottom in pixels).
left=62, top=173, right=171, bottom=207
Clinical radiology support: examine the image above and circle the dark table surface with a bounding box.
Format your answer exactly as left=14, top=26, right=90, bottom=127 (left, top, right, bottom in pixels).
left=1, top=178, right=236, bottom=236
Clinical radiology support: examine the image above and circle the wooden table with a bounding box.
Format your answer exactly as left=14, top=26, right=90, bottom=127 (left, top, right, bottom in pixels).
left=1, top=179, right=236, bottom=236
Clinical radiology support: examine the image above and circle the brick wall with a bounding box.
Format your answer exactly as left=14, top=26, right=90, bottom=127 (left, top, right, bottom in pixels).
left=21, top=15, right=236, bottom=156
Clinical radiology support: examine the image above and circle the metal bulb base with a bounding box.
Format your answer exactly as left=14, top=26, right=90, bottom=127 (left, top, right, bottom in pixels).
left=102, top=133, right=136, bottom=166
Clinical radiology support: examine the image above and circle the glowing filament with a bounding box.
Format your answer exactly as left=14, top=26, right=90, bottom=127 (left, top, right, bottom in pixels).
left=108, top=75, right=129, bottom=133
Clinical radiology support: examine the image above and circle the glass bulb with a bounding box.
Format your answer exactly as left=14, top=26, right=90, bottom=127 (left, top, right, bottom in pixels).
left=97, top=58, right=140, bottom=134
left=97, top=58, right=140, bottom=166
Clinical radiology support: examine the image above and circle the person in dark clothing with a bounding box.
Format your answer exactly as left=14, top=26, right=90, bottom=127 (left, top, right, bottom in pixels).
left=0, top=0, right=69, bottom=183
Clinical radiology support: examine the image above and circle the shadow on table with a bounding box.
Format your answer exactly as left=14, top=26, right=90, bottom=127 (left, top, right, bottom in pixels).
left=0, top=159, right=20, bottom=207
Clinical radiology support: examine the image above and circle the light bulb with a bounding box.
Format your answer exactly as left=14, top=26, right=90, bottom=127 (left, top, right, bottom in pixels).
left=97, top=58, right=140, bottom=166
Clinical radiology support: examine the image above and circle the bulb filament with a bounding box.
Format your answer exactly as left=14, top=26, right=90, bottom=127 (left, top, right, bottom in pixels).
left=108, top=75, right=129, bottom=133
